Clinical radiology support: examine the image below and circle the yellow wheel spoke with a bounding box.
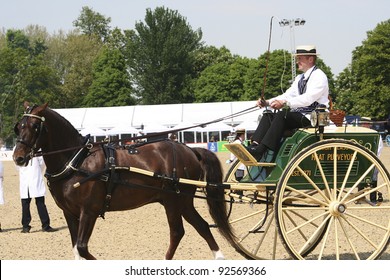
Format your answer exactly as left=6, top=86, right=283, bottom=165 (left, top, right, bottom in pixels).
left=340, top=214, right=380, bottom=249
left=313, top=151, right=332, bottom=200
left=318, top=216, right=334, bottom=260
left=295, top=166, right=331, bottom=203
left=339, top=163, right=376, bottom=204
left=338, top=217, right=360, bottom=260
left=297, top=214, right=331, bottom=255
left=284, top=185, right=328, bottom=207
left=337, top=150, right=358, bottom=200
left=229, top=209, right=265, bottom=225
left=285, top=211, right=328, bottom=235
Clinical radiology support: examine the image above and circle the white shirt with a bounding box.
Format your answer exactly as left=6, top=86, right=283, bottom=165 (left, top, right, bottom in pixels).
left=230, top=137, right=245, bottom=171
left=17, top=156, right=47, bottom=199
left=269, top=65, right=329, bottom=115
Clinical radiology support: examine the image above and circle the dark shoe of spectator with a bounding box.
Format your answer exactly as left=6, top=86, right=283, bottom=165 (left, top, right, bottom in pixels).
left=21, top=226, right=32, bottom=233
left=42, top=226, right=57, bottom=232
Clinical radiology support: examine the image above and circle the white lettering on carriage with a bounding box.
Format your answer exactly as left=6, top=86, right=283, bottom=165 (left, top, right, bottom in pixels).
left=213, top=250, right=225, bottom=260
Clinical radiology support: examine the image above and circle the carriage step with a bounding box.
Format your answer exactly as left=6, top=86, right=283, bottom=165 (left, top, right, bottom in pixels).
left=224, top=143, right=276, bottom=167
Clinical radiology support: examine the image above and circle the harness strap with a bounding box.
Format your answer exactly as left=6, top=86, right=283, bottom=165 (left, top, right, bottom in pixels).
left=168, top=141, right=180, bottom=193
left=100, top=143, right=118, bottom=218
left=45, top=136, right=92, bottom=182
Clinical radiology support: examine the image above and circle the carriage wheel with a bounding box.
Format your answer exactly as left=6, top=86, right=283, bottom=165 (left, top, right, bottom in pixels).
left=275, top=139, right=390, bottom=260
left=224, top=160, right=290, bottom=259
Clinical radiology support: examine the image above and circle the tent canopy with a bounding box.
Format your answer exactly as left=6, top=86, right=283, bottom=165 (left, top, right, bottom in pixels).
left=54, top=101, right=263, bottom=139
left=106, top=124, right=139, bottom=135
left=79, top=127, right=107, bottom=136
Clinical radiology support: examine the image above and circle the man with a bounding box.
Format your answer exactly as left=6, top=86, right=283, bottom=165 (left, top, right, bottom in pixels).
left=248, top=45, right=329, bottom=160
left=17, top=156, right=57, bottom=233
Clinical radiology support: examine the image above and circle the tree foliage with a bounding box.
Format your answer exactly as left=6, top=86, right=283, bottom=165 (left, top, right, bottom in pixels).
left=0, top=29, right=61, bottom=144
left=58, top=33, right=102, bottom=107
left=73, top=6, right=112, bottom=42
left=194, top=56, right=252, bottom=102
left=335, top=19, right=390, bottom=119
left=83, top=46, right=135, bottom=107
left=0, top=6, right=388, bottom=147
left=128, top=6, right=203, bottom=104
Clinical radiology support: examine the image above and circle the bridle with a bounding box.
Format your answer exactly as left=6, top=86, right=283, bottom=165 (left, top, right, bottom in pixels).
left=14, top=106, right=46, bottom=159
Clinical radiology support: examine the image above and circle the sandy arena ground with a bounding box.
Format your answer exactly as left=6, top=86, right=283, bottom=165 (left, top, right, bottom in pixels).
left=0, top=147, right=389, bottom=260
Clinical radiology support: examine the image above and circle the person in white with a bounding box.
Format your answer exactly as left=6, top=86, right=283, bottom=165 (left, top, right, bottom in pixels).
left=17, top=156, right=56, bottom=233
left=248, top=45, right=329, bottom=160
left=0, top=160, right=4, bottom=232
left=227, top=128, right=246, bottom=181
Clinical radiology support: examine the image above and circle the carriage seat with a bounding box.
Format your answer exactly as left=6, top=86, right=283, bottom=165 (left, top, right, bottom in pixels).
left=224, top=143, right=276, bottom=167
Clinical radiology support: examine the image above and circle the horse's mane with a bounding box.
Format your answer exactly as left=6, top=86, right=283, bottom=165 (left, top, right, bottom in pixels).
left=44, top=106, right=81, bottom=139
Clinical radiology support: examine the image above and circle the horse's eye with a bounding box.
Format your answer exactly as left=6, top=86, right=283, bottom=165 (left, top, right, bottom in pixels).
left=32, top=123, right=39, bottom=130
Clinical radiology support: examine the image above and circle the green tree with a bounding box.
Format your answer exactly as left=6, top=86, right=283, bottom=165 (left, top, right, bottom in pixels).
left=0, top=29, right=60, bottom=145
left=243, top=50, right=292, bottom=101
left=194, top=50, right=291, bottom=102
left=83, top=46, right=135, bottom=107
left=129, top=6, right=203, bottom=104
left=194, top=56, right=253, bottom=102
left=57, top=33, right=102, bottom=107
left=336, top=19, right=390, bottom=119
left=73, top=6, right=112, bottom=42
left=193, top=45, right=236, bottom=76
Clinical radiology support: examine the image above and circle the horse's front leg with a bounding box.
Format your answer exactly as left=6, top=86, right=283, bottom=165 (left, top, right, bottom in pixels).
left=74, top=211, right=99, bottom=260
left=163, top=200, right=185, bottom=260
left=63, top=211, right=82, bottom=259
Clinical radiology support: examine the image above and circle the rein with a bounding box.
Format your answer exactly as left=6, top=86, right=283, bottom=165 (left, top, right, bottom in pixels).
left=32, top=105, right=259, bottom=158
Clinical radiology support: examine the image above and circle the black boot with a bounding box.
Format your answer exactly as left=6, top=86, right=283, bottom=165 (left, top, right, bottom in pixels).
left=247, top=143, right=267, bottom=161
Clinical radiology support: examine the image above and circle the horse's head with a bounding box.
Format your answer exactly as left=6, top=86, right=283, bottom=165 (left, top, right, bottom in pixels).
left=13, top=102, right=48, bottom=166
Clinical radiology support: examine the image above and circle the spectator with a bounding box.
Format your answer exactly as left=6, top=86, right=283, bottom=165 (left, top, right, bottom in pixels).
left=227, top=128, right=246, bottom=181
left=17, top=156, right=57, bottom=233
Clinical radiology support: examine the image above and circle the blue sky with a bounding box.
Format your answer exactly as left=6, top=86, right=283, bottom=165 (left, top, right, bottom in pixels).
left=1, top=0, right=389, bottom=76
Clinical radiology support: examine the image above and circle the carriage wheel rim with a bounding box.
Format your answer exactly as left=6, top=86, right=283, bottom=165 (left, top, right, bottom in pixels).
left=275, top=139, right=390, bottom=260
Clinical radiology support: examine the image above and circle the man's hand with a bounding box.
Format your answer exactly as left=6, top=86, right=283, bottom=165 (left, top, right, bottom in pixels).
left=256, top=98, right=269, bottom=108
left=270, top=99, right=287, bottom=110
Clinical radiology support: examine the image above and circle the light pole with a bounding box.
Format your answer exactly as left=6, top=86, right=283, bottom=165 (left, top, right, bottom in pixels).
left=279, top=18, right=306, bottom=81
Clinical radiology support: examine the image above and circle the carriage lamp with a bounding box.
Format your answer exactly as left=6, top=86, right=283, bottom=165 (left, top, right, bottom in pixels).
left=311, top=105, right=330, bottom=138
left=311, top=106, right=329, bottom=127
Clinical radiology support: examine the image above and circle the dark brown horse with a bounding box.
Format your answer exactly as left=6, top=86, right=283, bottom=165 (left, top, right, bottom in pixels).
left=13, top=103, right=236, bottom=260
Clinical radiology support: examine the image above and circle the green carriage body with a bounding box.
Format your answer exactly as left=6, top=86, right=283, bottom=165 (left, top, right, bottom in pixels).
left=225, top=125, right=390, bottom=260
left=246, top=126, right=381, bottom=188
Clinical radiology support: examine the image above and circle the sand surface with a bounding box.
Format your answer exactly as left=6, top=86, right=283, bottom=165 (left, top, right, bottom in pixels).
left=0, top=147, right=389, bottom=260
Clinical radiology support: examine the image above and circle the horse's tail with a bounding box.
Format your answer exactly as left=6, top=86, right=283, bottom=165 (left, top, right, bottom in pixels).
left=191, top=147, right=237, bottom=249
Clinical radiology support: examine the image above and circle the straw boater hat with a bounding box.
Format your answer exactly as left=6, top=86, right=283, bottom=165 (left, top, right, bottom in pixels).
left=295, top=45, right=319, bottom=56
left=235, top=128, right=246, bottom=134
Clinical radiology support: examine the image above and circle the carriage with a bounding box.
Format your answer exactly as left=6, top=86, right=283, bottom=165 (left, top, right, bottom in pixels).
left=223, top=114, right=390, bottom=260
left=12, top=103, right=390, bottom=260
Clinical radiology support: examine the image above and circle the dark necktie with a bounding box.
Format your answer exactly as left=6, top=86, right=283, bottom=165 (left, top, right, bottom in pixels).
left=298, top=74, right=306, bottom=95
left=292, top=73, right=318, bottom=113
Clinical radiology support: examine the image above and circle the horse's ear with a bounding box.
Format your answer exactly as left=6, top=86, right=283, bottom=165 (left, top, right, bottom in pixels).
left=23, top=101, right=30, bottom=109
left=36, top=103, right=49, bottom=113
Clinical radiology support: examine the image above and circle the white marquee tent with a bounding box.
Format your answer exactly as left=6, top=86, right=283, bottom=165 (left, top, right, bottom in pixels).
left=54, top=101, right=263, bottom=143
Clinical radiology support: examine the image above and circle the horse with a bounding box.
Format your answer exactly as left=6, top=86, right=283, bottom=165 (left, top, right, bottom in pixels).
left=13, top=102, right=237, bottom=260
